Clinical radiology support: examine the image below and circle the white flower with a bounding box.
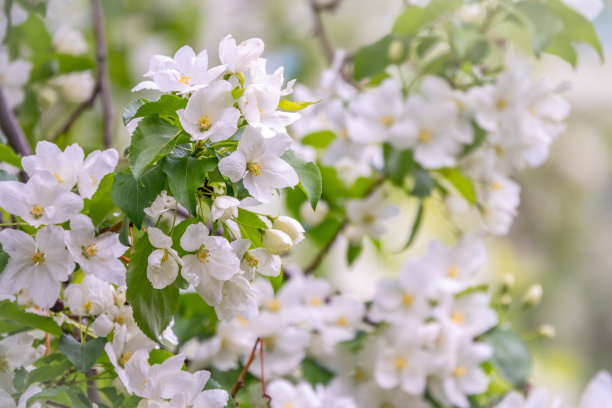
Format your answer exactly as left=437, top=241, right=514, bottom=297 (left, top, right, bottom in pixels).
left=0, top=333, right=45, bottom=393
left=434, top=292, right=498, bottom=337
left=214, top=274, right=258, bottom=320
left=346, top=78, right=411, bottom=144
left=146, top=227, right=182, bottom=289
left=272, top=216, right=304, bottom=244
left=50, top=71, right=96, bottom=104
left=180, top=223, right=241, bottom=305
left=267, top=379, right=321, bottom=408
left=77, top=148, right=119, bottom=199
left=477, top=175, right=521, bottom=236
left=262, top=229, right=293, bottom=255
left=232, top=240, right=281, bottom=281
left=177, top=80, right=240, bottom=142
left=144, top=190, right=177, bottom=218
left=580, top=370, right=612, bottom=408
left=22, top=141, right=84, bottom=190
left=218, top=35, right=265, bottom=74
left=133, top=45, right=225, bottom=94
left=0, top=226, right=74, bottom=308
left=218, top=127, right=298, bottom=202
left=0, top=48, right=31, bottom=108
left=210, top=195, right=240, bottom=221
left=64, top=274, right=115, bottom=316
left=65, top=214, right=128, bottom=285
left=346, top=192, right=399, bottom=241
left=496, top=390, right=563, bottom=408
left=52, top=24, right=88, bottom=55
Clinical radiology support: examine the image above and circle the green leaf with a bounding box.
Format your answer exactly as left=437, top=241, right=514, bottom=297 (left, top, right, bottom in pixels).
left=514, top=2, right=563, bottom=54
left=301, top=358, right=333, bottom=386
left=26, top=356, right=72, bottom=385
left=0, top=300, right=62, bottom=336
left=0, top=245, right=8, bottom=274
left=129, top=115, right=184, bottom=180
left=0, top=144, right=22, bottom=168
left=481, top=327, right=531, bottom=389
left=411, top=169, right=435, bottom=198
left=402, top=200, right=424, bottom=251
left=134, top=94, right=188, bottom=119
left=347, top=242, right=363, bottom=266
left=545, top=34, right=577, bottom=67
left=57, top=54, right=96, bottom=73
left=123, top=99, right=146, bottom=125
left=111, top=166, right=166, bottom=229
left=437, top=168, right=476, bottom=204
left=88, top=174, right=116, bottom=226
left=301, top=130, right=336, bottom=149
left=27, top=385, right=90, bottom=408
left=231, top=87, right=245, bottom=99
left=162, top=154, right=214, bottom=215
left=281, top=150, right=322, bottom=210
left=0, top=169, right=18, bottom=181
left=118, top=216, right=131, bottom=247
left=353, top=34, right=410, bottom=80
left=268, top=268, right=284, bottom=293
left=545, top=0, right=603, bottom=60
left=148, top=349, right=176, bottom=365
left=173, top=292, right=219, bottom=345
left=126, top=236, right=181, bottom=341
left=392, top=0, right=463, bottom=36
left=58, top=335, right=107, bottom=372
left=235, top=208, right=267, bottom=248
left=383, top=144, right=415, bottom=187
left=278, top=99, right=319, bottom=111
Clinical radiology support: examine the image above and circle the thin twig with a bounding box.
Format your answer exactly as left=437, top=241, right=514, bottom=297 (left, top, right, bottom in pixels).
left=230, top=337, right=268, bottom=405
left=307, top=0, right=338, bottom=64
left=49, top=0, right=113, bottom=147
left=46, top=402, right=70, bottom=408
left=0, top=85, right=31, bottom=156
left=304, top=177, right=386, bottom=275
left=91, top=0, right=113, bottom=148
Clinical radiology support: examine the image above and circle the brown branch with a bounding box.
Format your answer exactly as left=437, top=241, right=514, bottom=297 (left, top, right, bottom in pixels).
left=92, top=0, right=113, bottom=148
left=304, top=177, right=387, bottom=275
left=46, top=402, right=70, bottom=408
left=49, top=0, right=113, bottom=147
left=230, top=337, right=270, bottom=405
left=0, top=85, right=31, bottom=156
left=307, top=0, right=340, bottom=64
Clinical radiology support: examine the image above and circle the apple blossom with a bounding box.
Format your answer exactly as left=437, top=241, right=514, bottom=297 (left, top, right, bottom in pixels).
left=146, top=227, right=182, bottom=289
left=210, top=195, right=240, bottom=221
left=218, top=35, right=264, bottom=74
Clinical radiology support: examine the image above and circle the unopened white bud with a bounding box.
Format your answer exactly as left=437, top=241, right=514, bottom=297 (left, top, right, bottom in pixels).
left=262, top=229, right=293, bottom=255
left=387, top=39, right=405, bottom=63
left=272, top=216, right=304, bottom=244
left=500, top=294, right=512, bottom=307
left=211, top=195, right=240, bottom=221
left=501, top=273, right=515, bottom=290
left=523, top=284, right=543, bottom=307
left=538, top=324, right=556, bottom=339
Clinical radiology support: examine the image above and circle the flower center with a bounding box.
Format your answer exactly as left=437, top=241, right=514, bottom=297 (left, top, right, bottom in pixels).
left=447, top=265, right=459, bottom=278
left=336, top=315, right=349, bottom=327
left=161, top=249, right=170, bottom=264
left=494, top=145, right=504, bottom=156
left=309, top=296, right=323, bottom=307
left=31, top=251, right=45, bottom=265
left=197, top=247, right=210, bottom=264
left=267, top=299, right=280, bottom=312
left=82, top=243, right=98, bottom=259
left=85, top=301, right=93, bottom=313
left=119, top=352, right=132, bottom=367
left=53, top=172, right=62, bottom=183
left=363, top=213, right=376, bottom=225
left=198, top=114, right=211, bottom=131
left=262, top=336, right=275, bottom=349
left=453, top=365, right=467, bottom=378
left=179, top=74, right=191, bottom=85
left=0, top=358, right=8, bottom=372
left=451, top=311, right=464, bottom=324
left=30, top=204, right=44, bottom=219
left=419, top=129, right=433, bottom=144
left=402, top=292, right=414, bottom=307
left=352, top=367, right=367, bottom=382
left=245, top=252, right=258, bottom=268
left=283, top=403, right=294, bottom=408
left=491, top=181, right=504, bottom=191
left=496, top=98, right=508, bottom=111
left=380, top=115, right=394, bottom=127
left=247, top=162, right=263, bottom=176
left=394, top=357, right=406, bottom=371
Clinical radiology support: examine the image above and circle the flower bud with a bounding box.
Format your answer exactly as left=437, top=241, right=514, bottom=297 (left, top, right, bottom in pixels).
left=501, top=273, right=515, bottom=291
left=538, top=324, right=556, bottom=339
left=262, top=229, right=293, bottom=255
left=272, top=216, right=305, bottom=244
left=387, top=39, right=405, bottom=63
left=523, top=284, right=543, bottom=307
left=500, top=294, right=512, bottom=307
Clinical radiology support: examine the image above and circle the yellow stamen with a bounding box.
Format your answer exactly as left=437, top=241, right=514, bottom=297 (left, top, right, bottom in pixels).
left=236, top=315, right=248, bottom=326
left=247, top=162, right=262, bottom=176
left=30, top=204, right=44, bottom=219
left=262, top=336, right=275, bottom=349
left=453, top=365, right=467, bottom=378
left=283, top=403, right=294, bottom=408
left=447, top=266, right=459, bottom=278
left=352, top=367, right=367, bottom=382
left=85, top=301, right=93, bottom=312
left=336, top=315, right=349, bottom=327
left=394, top=357, right=406, bottom=371
left=53, top=172, right=62, bottom=183
left=267, top=299, right=280, bottom=312
left=309, top=296, right=323, bottom=307
left=451, top=311, right=464, bottom=324
left=31, top=251, right=45, bottom=265
left=245, top=252, right=258, bottom=269
left=419, top=129, right=433, bottom=144
left=454, top=98, right=465, bottom=111
left=161, top=250, right=169, bottom=263
left=363, top=213, right=376, bottom=225
left=380, top=115, right=394, bottom=127
left=492, top=181, right=504, bottom=191
left=179, top=74, right=191, bottom=85
left=402, top=293, right=414, bottom=307
left=119, top=352, right=132, bottom=367
left=116, top=315, right=125, bottom=325
left=496, top=98, right=508, bottom=111
left=82, top=243, right=98, bottom=259
left=198, top=114, right=211, bottom=131
left=197, top=247, right=210, bottom=264
left=494, top=145, right=504, bottom=157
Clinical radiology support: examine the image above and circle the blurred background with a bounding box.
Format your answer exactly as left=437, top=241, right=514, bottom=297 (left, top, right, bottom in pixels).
left=19, top=0, right=612, bottom=401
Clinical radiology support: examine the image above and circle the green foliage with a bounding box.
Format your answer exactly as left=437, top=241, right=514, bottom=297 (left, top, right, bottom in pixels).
left=0, top=300, right=62, bottom=336
left=383, top=144, right=415, bottom=187
left=129, top=115, right=185, bottom=180
left=148, top=349, right=176, bottom=365
left=392, top=0, right=463, bottom=36
left=0, top=169, right=18, bottom=181
left=58, top=334, right=108, bottom=372
left=301, top=130, right=336, bottom=149
left=163, top=151, right=216, bottom=215
left=281, top=150, right=322, bottom=210
left=437, top=168, right=476, bottom=204
left=482, top=327, right=531, bottom=389
left=402, top=200, right=425, bottom=251
left=347, top=242, right=363, bottom=266
left=111, top=166, right=166, bottom=229
left=0, top=144, right=22, bottom=168
left=353, top=34, right=410, bottom=80
left=23, top=355, right=72, bottom=388
left=301, top=358, right=334, bottom=386
left=126, top=236, right=181, bottom=341
left=27, top=386, right=90, bottom=408
left=88, top=174, right=116, bottom=226
left=134, top=94, right=188, bottom=119
left=235, top=208, right=267, bottom=248
left=411, top=168, right=435, bottom=198
left=173, top=292, right=219, bottom=345
left=278, top=99, right=319, bottom=111
left=123, top=99, right=146, bottom=125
